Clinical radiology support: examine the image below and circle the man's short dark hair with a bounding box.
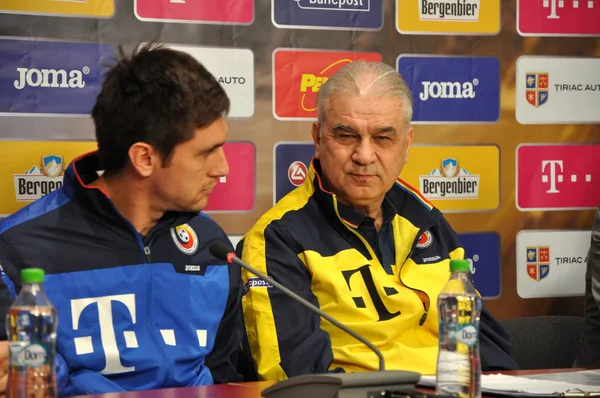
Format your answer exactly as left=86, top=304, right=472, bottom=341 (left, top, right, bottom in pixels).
left=92, top=42, right=230, bottom=175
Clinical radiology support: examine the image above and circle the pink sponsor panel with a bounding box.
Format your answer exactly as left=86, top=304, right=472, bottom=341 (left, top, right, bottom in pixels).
left=135, top=0, right=254, bottom=24
left=516, top=144, right=600, bottom=211
left=518, top=0, right=600, bottom=36
left=205, top=142, right=255, bottom=212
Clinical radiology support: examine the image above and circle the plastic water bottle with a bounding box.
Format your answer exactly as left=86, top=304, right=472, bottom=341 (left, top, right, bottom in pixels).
left=436, top=259, right=482, bottom=398
left=6, top=268, right=58, bottom=398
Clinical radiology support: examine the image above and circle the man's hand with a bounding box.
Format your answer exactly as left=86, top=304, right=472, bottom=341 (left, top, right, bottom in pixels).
left=0, top=341, right=8, bottom=395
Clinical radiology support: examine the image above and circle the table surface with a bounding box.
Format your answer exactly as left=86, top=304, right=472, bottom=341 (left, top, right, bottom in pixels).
left=78, top=368, right=589, bottom=398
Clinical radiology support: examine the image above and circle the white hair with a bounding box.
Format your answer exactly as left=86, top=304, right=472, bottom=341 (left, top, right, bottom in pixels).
left=316, top=60, right=414, bottom=131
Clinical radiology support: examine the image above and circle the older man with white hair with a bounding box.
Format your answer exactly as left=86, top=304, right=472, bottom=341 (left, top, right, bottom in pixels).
left=237, top=60, right=517, bottom=381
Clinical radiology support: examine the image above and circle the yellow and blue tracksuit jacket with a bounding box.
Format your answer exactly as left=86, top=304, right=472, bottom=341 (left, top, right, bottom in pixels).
left=237, top=158, right=517, bottom=381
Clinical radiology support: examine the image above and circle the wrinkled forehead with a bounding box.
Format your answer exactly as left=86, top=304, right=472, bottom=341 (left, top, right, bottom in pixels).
left=324, top=94, right=409, bottom=131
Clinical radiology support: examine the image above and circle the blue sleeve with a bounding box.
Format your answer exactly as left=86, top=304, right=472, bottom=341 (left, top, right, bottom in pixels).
left=203, top=233, right=244, bottom=383
left=56, top=353, right=69, bottom=395
left=0, top=235, right=21, bottom=339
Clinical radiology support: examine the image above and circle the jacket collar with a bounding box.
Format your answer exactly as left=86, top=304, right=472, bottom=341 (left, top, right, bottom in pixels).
left=63, top=151, right=195, bottom=237
left=307, top=157, right=439, bottom=237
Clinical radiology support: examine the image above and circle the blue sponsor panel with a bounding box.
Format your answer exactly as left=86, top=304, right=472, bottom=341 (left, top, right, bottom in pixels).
left=397, top=55, right=500, bottom=123
left=0, top=39, right=114, bottom=115
left=273, top=0, right=383, bottom=30
left=458, top=232, right=501, bottom=299
left=274, top=142, right=314, bottom=204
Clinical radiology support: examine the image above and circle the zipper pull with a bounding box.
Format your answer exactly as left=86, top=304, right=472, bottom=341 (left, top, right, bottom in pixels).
left=419, top=311, right=428, bottom=326
left=144, top=247, right=152, bottom=263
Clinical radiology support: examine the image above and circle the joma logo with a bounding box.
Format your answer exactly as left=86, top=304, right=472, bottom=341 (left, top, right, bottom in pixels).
left=14, top=67, right=89, bottom=90
left=419, top=79, right=478, bottom=101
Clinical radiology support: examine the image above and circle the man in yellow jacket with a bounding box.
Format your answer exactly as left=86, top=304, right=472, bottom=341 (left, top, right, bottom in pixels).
left=237, top=60, right=517, bottom=381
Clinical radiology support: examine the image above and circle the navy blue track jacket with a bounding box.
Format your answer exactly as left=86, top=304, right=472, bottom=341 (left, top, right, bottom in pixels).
left=0, top=152, right=243, bottom=396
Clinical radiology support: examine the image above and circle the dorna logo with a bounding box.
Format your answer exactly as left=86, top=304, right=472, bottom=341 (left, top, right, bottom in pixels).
left=419, top=158, right=480, bottom=199
left=171, top=224, right=199, bottom=255
left=525, top=73, right=549, bottom=108
left=526, top=246, right=550, bottom=282
left=13, top=155, right=65, bottom=202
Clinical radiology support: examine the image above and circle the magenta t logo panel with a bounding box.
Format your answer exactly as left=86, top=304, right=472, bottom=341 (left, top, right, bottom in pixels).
left=516, top=144, right=600, bottom=211
left=135, top=0, right=254, bottom=24
left=204, top=142, right=255, bottom=213
left=518, top=0, right=600, bottom=36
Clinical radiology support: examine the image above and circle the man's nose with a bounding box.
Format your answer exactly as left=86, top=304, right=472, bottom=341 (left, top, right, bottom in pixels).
left=351, top=137, right=377, bottom=165
left=212, top=147, right=230, bottom=178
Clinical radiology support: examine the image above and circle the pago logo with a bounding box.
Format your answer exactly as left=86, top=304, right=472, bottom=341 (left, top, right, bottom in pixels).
left=273, top=49, right=382, bottom=119
left=17, top=344, right=48, bottom=367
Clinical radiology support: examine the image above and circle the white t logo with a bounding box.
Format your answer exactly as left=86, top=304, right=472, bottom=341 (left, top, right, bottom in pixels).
left=71, top=294, right=137, bottom=375
left=541, top=160, right=563, bottom=193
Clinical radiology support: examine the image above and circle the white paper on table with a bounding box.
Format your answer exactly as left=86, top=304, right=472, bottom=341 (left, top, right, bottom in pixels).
left=418, top=374, right=599, bottom=397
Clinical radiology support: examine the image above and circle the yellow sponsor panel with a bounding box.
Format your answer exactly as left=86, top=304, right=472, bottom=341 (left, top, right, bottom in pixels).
left=401, top=145, right=499, bottom=212
left=0, top=0, right=114, bottom=17
left=397, top=0, right=500, bottom=34
left=0, top=142, right=97, bottom=217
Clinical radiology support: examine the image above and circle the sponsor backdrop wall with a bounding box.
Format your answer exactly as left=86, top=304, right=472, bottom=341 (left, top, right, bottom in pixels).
left=0, top=0, right=599, bottom=319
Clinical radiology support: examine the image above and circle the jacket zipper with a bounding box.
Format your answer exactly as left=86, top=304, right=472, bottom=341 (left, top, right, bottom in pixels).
left=103, top=200, right=172, bottom=386
left=334, top=198, right=433, bottom=327
left=398, top=245, right=429, bottom=326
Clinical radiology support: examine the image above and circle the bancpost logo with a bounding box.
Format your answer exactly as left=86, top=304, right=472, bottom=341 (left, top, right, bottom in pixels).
left=0, top=142, right=98, bottom=216
left=400, top=145, right=499, bottom=213
left=518, top=0, right=600, bottom=36
left=204, top=142, right=255, bottom=213
left=397, top=55, right=500, bottom=123
left=516, top=56, right=600, bottom=124
left=272, top=0, right=383, bottom=30
left=397, top=0, right=500, bottom=34
left=273, top=142, right=315, bottom=204
left=458, top=232, right=501, bottom=299
left=135, top=0, right=253, bottom=24
left=0, top=39, right=114, bottom=116
left=273, top=49, right=382, bottom=120
left=161, top=45, right=254, bottom=118
left=516, top=144, right=600, bottom=211
left=516, top=230, right=591, bottom=299
left=0, top=0, right=113, bottom=17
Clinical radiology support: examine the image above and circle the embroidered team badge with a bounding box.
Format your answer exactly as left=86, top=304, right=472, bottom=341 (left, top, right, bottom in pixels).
left=171, top=224, right=199, bottom=255
left=416, top=230, right=433, bottom=249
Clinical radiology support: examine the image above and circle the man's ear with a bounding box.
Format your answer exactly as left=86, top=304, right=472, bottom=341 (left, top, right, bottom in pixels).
left=405, top=125, right=415, bottom=163
left=128, top=143, right=157, bottom=178
left=311, top=122, right=321, bottom=159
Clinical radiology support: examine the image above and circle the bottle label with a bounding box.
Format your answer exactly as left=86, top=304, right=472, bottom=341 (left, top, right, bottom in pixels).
left=453, top=324, right=478, bottom=347
left=9, top=342, right=51, bottom=367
